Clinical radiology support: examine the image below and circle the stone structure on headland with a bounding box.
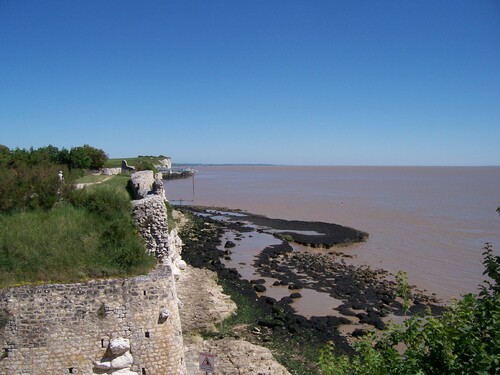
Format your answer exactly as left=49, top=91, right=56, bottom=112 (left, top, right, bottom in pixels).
left=0, top=170, right=187, bottom=374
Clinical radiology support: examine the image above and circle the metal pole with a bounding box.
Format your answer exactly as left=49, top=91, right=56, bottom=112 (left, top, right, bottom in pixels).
left=192, top=173, right=195, bottom=197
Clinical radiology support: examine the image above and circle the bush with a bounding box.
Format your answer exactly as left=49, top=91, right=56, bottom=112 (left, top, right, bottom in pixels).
left=68, top=186, right=131, bottom=220
left=318, top=243, right=500, bottom=375
left=0, top=185, right=156, bottom=287
left=98, top=217, right=154, bottom=272
left=0, top=163, right=71, bottom=212
left=135, top=160, right=158, bottom=173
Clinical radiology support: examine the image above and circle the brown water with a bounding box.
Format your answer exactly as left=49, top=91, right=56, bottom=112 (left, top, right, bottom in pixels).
left=165, top=166, right=500, bottom=301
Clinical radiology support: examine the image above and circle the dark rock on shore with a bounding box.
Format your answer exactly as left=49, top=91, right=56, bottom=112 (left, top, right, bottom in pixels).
left=224, top=240, right=236, bottom=248
left=177, top=205, right=444, bottom=358
left=254, top=284, right=267, bottom=293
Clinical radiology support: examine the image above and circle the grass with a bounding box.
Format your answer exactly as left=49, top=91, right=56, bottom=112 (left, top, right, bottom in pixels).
left=88, top=174, right=131, bottom=191
left=205, top=278, right=323, bottom=375
left=75, top=174, right=111, bottom=184
left=0, top=176, right=157, bottom=288
left=105, top=156, right=166, bottom=168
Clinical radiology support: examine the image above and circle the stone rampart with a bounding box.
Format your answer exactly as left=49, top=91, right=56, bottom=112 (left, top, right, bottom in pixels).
left=0, top=265, right=185, bottom=374
left=100, top=167, right=122, bottom=176
left=0, top=172, right=187, bottom=374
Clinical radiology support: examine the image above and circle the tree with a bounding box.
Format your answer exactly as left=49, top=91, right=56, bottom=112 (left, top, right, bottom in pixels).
left=83, top=144, right=108, bottom=170
left=0, top=144, right=11, bottom=168
left=69, top=146, right=92, bottom=170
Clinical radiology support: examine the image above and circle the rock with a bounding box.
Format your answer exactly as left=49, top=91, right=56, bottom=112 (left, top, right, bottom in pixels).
left=352, top=328, right=368, bottom=338
left=176, top=259, right=187, bottom=270
left=224, top=241, right=236, bottom=248
left=93, top=360, right=111, bottom=370
left=109, top=338, right=130, bottom=356
left=129, top=170, right=154, bottom=199
left=254, top=284, right=267, bottom=293
left=280, top=296, right=293, bottom=304
left=290, top=292, right=302, bottom=299
left=288, top=283, right=303, bottom=290
left=110, top=351, right=133, bottom=369
left=94, top=338, right=137, bottom=374
left=184, top=338, right=290, bottom=375
left=159, top=309, right=170, bottom=322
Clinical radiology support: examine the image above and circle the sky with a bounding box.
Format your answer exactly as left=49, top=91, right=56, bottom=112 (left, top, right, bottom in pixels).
left=0, top=1, right=499, bottom=166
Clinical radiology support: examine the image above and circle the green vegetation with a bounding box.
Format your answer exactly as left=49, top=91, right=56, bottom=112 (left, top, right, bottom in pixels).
left=105, top=155, right=166, bottom=169
left=0, top=144, right=156, bottom=288
left=205, top=278, right=322, bottom=375
left=318, top=243, right=500, bottom=375
left=0, top=144, right=108, bottom=212
left=0, top=183, right=156, bottom=287
left=75, top=174, right=111, bottom=184
left=165, top=201, right=176, bottom=231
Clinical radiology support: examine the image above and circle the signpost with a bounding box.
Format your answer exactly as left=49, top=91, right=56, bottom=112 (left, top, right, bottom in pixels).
left=199, top=352, right=215, bottom=374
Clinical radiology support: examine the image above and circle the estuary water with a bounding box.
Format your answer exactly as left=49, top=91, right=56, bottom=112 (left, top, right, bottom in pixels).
left=164, top=166, right=500, bottom=301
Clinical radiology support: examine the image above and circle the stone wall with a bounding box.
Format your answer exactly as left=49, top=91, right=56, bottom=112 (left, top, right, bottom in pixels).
left=0, top=171, right=187, bottom=374
left=100, top=167, right=122, bottom=176
left=0, top=265, right=185, bottom=374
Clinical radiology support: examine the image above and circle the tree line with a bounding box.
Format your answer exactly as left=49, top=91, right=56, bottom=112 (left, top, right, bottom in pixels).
left=0, top=144, right=108, bottom=212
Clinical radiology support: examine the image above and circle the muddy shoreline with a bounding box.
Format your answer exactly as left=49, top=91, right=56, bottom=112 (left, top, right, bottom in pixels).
left=177, top=206, right=445, bottom=361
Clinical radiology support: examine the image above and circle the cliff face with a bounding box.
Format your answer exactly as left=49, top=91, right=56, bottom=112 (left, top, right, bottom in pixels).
left=0, top=171, right=187, bottom=374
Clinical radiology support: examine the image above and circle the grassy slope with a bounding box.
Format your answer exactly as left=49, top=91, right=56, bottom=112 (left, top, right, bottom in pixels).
left=0, top=175, right=156, bottom=288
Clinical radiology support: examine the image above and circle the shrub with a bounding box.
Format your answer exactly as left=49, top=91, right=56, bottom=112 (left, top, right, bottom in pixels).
left=0, top=163, right=71, bottom=212
left=318, top=243, right=500, bottom=375
left=68, top=186, right=131, bottom=220
left=135, top=160, right=158, bottom=173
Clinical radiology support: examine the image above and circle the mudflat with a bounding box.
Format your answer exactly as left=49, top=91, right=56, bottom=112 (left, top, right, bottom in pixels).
left=178, top=206, right=445, bottom=365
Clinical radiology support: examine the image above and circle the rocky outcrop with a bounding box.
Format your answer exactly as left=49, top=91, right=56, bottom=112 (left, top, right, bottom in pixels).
left=157, top=157, right=172, bottom=169
left=185, top=338, right=291, bottom=375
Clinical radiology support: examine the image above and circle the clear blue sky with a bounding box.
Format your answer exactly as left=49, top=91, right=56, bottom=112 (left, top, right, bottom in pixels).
left=1, top=1, right=499, bottom=166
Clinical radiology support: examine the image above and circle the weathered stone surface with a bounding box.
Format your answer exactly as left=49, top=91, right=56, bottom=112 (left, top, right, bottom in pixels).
left=121, top=160, right=136, bottom=175
left=131, top=195, right=185, bottom=272
left=109, top=337, right=130, bottom=356
left=177, top=265, right=236, bottom=333
left=101, top=167, right=122, bottom=176
left=158, top=157, right=172, bottom=169
left=0, top=265, right=186, bottom=374
left=110, top=351, right=133, bottom=369
left=129, top=170, right=155, bottom=199
left=185, top=338, right=291, bottom=375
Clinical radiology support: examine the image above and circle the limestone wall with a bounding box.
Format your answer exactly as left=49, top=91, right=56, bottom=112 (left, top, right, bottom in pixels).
left=100, top=167, right=122, bottom=176
left=0, top=171, right=187, bottom=374
left=0, top=265, right=185, bottom=374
